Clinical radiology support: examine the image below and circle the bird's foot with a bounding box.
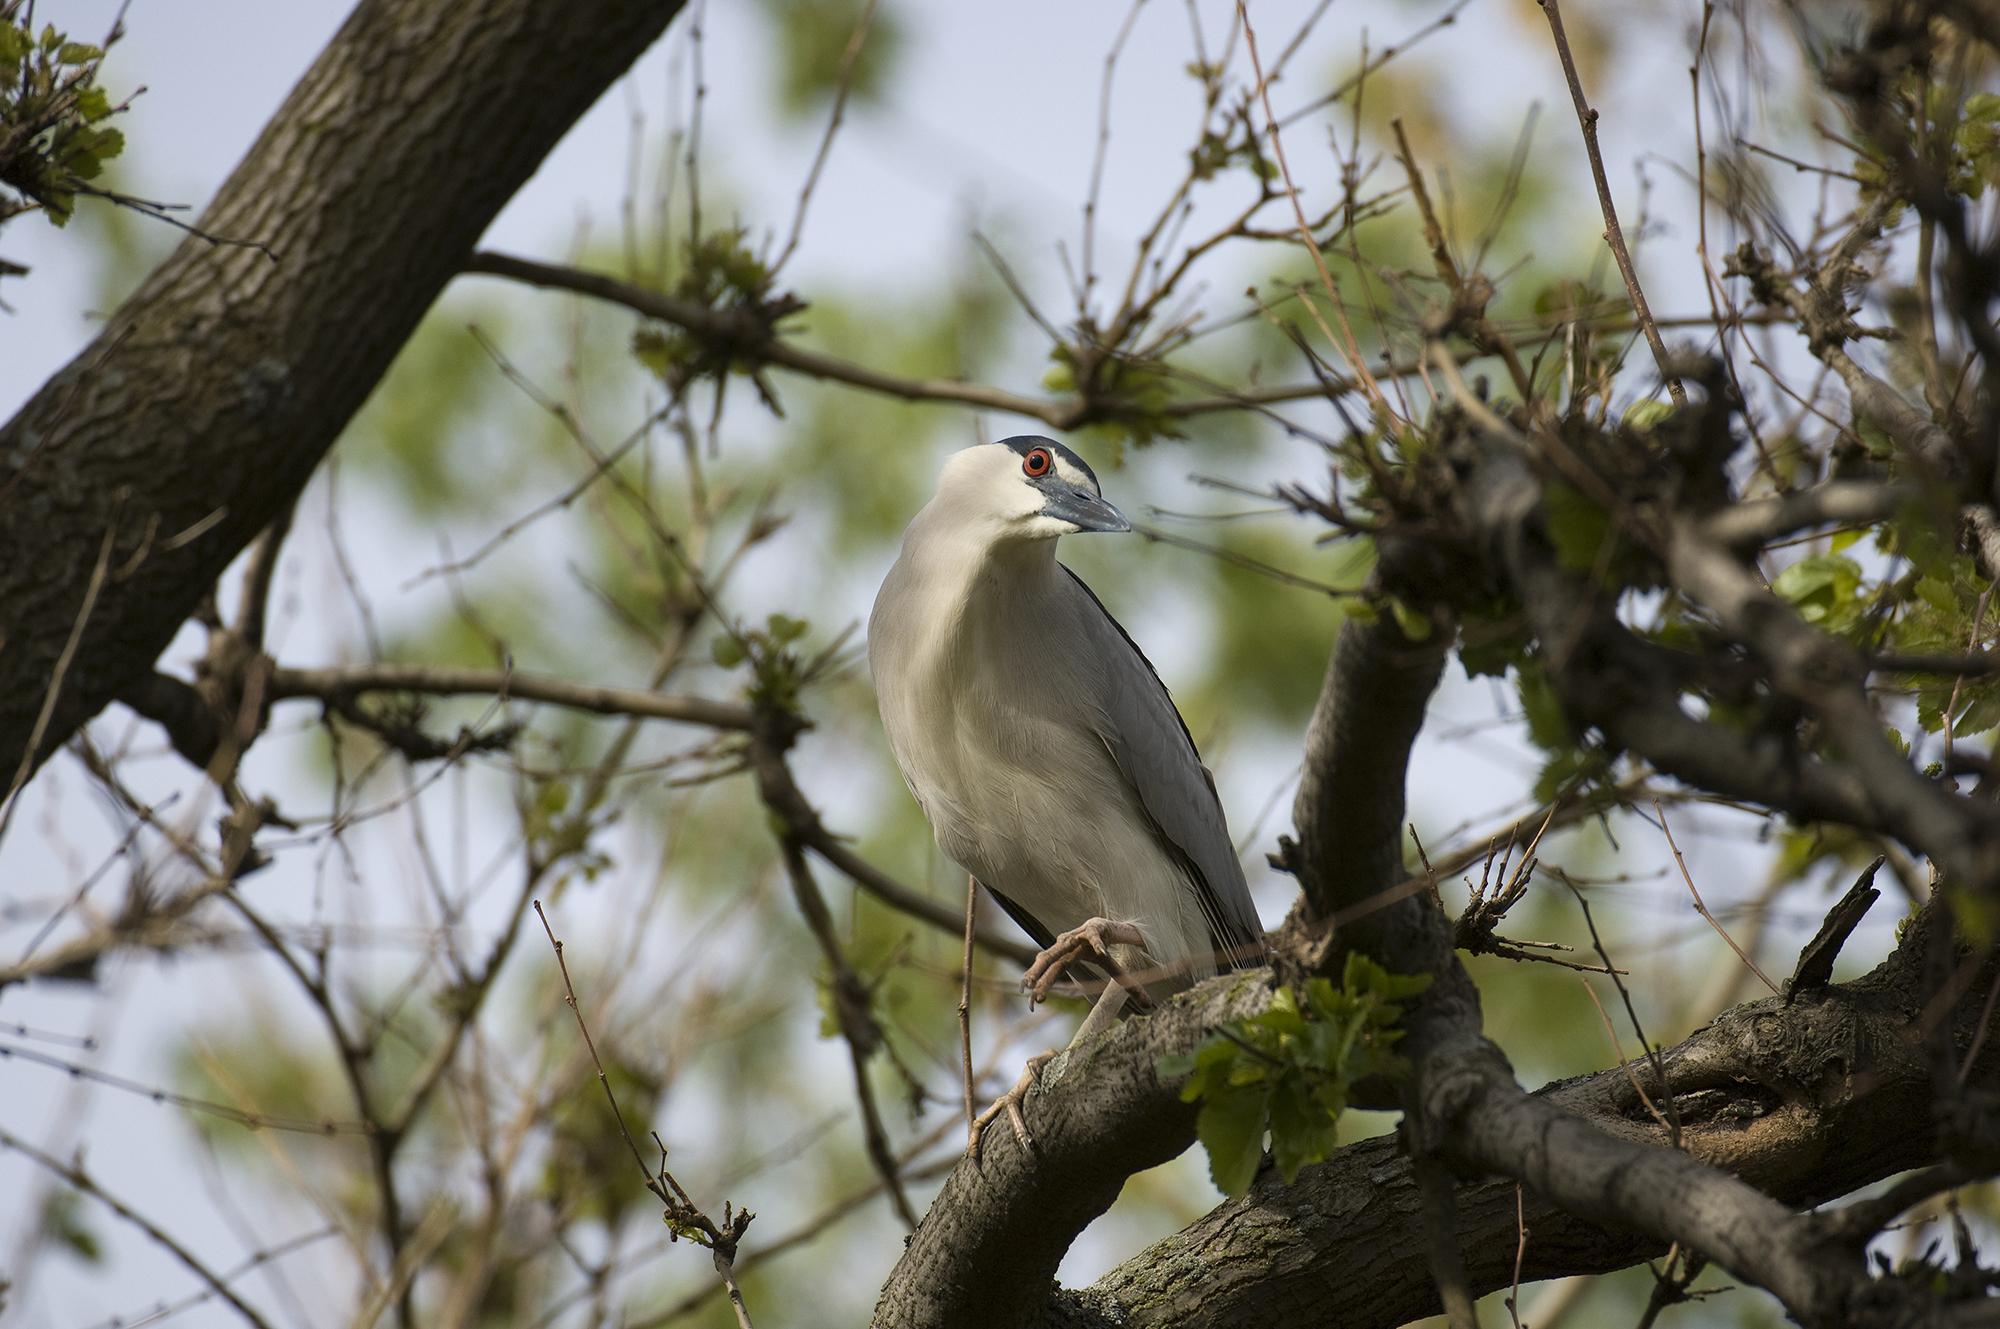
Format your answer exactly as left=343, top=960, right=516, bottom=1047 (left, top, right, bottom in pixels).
left=1021, top=917, right=1146, bottom=1005
left=968, top=1050, right=1057, bottom=1160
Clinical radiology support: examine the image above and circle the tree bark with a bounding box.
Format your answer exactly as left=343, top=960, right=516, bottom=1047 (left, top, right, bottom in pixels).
left=1051, top=920, right=1994, bottom=1327
left=0, top=0, right=687, bottom=778
left=870, top=873, right=1995, bottom=1329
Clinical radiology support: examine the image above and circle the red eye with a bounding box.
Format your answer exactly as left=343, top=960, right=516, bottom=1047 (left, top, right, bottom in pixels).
left=1023, top=448, right=1052, bottom=478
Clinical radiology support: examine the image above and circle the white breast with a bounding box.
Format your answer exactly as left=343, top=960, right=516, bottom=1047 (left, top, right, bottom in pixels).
left=869, top=539, right=1213, bottom=990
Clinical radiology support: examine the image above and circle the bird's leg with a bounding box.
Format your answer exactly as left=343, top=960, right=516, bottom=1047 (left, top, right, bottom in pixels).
left=967, top=953, right=1136, bottom=1159
left=1020, top=916, right=1147, bottom=1006
left=968, top=1050, right=1055, bottom=1160
left=1070, top=974, right=1130, bottom=1044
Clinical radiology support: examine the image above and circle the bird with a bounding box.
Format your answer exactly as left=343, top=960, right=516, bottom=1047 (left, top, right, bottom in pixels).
left=868, top=435, right=1265, bottom=1154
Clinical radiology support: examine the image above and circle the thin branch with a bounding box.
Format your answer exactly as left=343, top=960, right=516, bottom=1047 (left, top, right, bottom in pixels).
left=0, top=1126, right=275, bottom=1329
left=1536, top=0, right=1685, bottom=405
left=772, top=0, right=878, bottom=273
left=1559, top=873, right=1682, bottom=1147
left=268, top=662, right=763, bottom=734
left=1079, top=0, right=1149, bottom=316
left=1507, top=1185, right=1530, bottom=1329
left=1656, top=802, right=1781, bottom=995
left=0, top=1040, right=375, bottom=1136
left=771, top=835, right=919, bottom=1227
left=533, top=901, right=757, bottom=1328
left=80, top=1227, right=339, bottom=1329
left=466, top=250, right=1076, bottom=425
left=534, top=900, right=657, bottom=1182
left=1237, top=0, right=1397, bottom=428
left=961, top=873, right=978, bottom=1141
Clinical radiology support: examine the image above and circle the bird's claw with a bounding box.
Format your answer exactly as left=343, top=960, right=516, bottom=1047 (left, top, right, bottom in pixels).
left=968, top=1051, right=1057, bottom=1161
left=1020, top=917, right=1146, bottom=1006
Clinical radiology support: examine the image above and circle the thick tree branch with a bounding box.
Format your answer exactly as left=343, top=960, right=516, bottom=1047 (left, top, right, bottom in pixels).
left=1273, top=581, right=1858, bottom=1320
left=1663, top=518, right=1998, bottom=892
left=1286, top=603, right=1451, bottom=923
left=1464, top=442, right=1894, bottom=831
left=1053, top=918, right=1998, bottom=1328
left=0, top=0, right=688, bottom=780
left=871, top=972, right=1276, bottom=1329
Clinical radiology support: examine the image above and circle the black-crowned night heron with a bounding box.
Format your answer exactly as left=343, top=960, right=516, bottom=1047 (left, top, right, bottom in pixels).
left=869, top=435, right=1265, bottom=1152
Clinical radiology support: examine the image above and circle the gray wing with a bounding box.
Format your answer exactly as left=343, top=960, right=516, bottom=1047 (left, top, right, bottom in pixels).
left=1060, top=566, right=1266, bottom=967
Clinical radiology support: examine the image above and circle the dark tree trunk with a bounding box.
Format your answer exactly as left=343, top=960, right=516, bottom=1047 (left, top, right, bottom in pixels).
left=0, top=0, right=688, bottom=777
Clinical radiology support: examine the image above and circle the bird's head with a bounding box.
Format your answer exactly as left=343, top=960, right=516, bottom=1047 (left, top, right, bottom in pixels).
left=932, top=436, right=1130, bottom=543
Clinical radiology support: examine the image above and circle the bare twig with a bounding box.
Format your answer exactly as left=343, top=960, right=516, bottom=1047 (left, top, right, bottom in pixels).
left=768, top=836, right=919, bottom=1227
left=1536, top=0, right=1685, bottom=405
left=533, top=901, right=757, bottom=1328
left=1559, top=873, right=1683, bottom=1147
left=1237, top=0, right=1396, bottom=427
left=1507, top=1184, right=1529, bottom=1329
left=1656, top=801, right=1780, bottom=996
left=80, top=1226, right=339, bottom=1329
left=772, top=0, right=878, bottom=272
left=961, top=873, right=978, bottom=1140
left=1079, top=0, right=1149, bottom=315
left=0, top=1126, right=276, bottom=1329
left=0, top=1040, right=374, bottom=1136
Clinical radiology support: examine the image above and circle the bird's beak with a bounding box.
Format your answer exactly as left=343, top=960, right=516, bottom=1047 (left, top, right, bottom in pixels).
left=1041, top=483, right=1131, bottom=534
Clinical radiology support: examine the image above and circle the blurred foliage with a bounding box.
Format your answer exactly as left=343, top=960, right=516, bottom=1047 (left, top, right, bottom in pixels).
left=37, top=1188, right=102, bottom=1265
left=756, top=0, right=906, bottom=120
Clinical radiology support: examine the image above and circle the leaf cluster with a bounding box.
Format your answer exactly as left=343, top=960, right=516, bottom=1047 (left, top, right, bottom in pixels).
left=631, top=227, right=804, bottom=406
left=0, top=17, right=126, bottom=227
left=712, top=611, right=814, bottom=717
left=1162, top=954, right=1432, bottom=1195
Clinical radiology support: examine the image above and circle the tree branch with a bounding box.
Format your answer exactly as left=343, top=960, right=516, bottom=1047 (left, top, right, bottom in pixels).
left=1052, top=915, right=1998, bottom=1328
left=266, top=662, right=762, bottom=734
left=0, top=0, right=689, bottom=778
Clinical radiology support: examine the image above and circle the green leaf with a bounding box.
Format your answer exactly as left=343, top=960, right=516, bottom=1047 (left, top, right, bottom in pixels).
left=711, top=636, right=746, bottom=668
left=1386, top=596, right=1432, bottom=643
left=1170, top=957, right=1431, bottom=1197
left=1543, top=482, right=1614, bottom=572
left=1953, top=693, right=2000, bottom=739
left=761, top=0, right=905, bottom=120
left=1195, top=1084, right=1269, bottom=1195
left=1515, top=659, right=1570, bottom=752
left=1267, top=1077, right=1339, bottom=1182
left=56, top=42, right=103, bottom=64
left=1915, top=576, right=1958, bottom=616
left=40, top=1189, right=103, bottom=1265
left=1621, top=398, right=1673, bottom=430
left=1771, top=553, right=1862, bottom=627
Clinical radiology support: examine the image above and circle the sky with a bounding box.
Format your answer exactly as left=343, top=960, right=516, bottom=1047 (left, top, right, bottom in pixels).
left=0, top=2, right=1900, bottom=1325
